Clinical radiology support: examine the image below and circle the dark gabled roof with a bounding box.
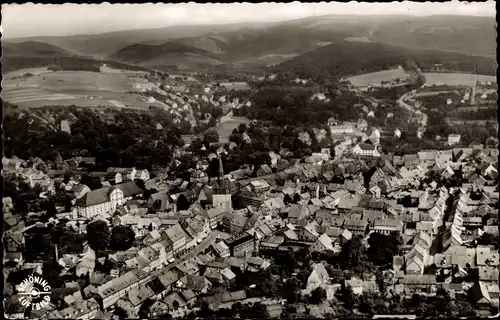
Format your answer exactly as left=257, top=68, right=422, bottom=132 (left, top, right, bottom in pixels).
left=148, top=278, right=167, bottom=295
left=186, top=275, right=207, bottom=291
left=258, top=164, right=273, bottom=174
left=157, top=270, right=179, bottom=287
left=226, top=233, right=254, bottom=248
left=115, top=181, right=144, bottom=197
left=404, top=154, right=419, bottom=162
left=75, top=187, right=112, bottom=207
left=358, top=143, right=376, bottom=151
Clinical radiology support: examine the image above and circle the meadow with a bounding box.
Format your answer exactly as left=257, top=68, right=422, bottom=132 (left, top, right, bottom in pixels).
left=220, top=82, right=250, bottom=91
left=421, top=73, right=497, bottom=86
left=2, top=68, right=162, bottom=109
left=348, top=68, right=408, bottom=86
left=216, top=115, right=250, bottom=143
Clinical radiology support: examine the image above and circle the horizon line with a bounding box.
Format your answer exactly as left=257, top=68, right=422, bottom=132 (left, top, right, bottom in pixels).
left=2, top=13, right=495, bottom=40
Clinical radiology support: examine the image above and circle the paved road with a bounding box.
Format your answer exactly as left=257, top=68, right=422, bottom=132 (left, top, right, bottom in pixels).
left=397, top=90, right=428, bottom=133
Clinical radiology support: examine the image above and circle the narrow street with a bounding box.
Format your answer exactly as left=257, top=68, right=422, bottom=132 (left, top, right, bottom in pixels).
left=151, top=231, right=217, bottom=276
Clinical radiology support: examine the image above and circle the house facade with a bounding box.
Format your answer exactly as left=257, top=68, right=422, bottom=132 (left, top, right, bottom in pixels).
left=353, top=144, right=381, bottom=157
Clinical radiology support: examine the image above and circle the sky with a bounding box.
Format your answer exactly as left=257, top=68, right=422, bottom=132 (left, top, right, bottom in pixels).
left=2, top=1, right=496, bottom=38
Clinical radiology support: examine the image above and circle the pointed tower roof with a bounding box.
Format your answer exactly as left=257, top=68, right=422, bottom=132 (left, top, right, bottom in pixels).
left=215, top=153, right=231, bottom=195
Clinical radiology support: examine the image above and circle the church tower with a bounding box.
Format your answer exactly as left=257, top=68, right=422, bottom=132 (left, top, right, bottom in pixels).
left=212, top=154, right=233, bottom=212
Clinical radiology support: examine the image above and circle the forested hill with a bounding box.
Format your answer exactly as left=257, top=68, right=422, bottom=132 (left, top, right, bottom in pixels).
left=272, top=40, right=497, bottom=79
left=3, top=103, right=187, bottom=170
left=1, top=55, right=151, bottom=73
left=2, top=41, right=74, bottom=57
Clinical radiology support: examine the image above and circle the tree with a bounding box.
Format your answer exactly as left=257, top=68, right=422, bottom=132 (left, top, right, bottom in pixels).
left=367, top=231, right=403, bottom=267
left=358, top=292, right=376, bottom=315
left=80, top=174, right=104, bottom=190
left=203, top=129, right=219, bottom=143
left=40, top=200, right=58, bottom=222
left=113, top=306, right=128, bottom=320
left=138, top=299, right=154, bottom=318
left=86, top=220, right=110, bottom=252
left=308, top=287, right=327, bottom=304
left=13, top=200, right=29, bottom=215
left=339, top=236, right=373, bottom=275
left=176, top=194, right=190, bottom=211
left=238, top=123, right=248, bottom=133
left=310, top=134, right=320, bottom=152
left=336, top=282, right=357, bottom=310
left=110, top=226, right=135, bottom=251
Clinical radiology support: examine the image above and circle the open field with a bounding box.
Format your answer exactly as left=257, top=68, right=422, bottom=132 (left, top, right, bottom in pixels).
left=219, top=82, right=250, bottom=91
left=348, top=68, right=408, bottom=86
left=422, top=73, right=496, bottom=86
left=3, top=67, right=53, bottom=78
left=216, top=115, right=250, bottom=144
left=2, top=68, right=163, bottom=109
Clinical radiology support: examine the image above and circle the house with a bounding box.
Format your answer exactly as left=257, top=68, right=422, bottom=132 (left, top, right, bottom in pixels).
left=330, top=124, right=354, bottom=135
left=176, top=275, right=211, bottom=294
left=204, top=206, right=226, bottom=229
left=236, top=191, right=265, bottom=208
left=181, top=215, right=210, bottom=241
left=287, top=204, right=308, bottom=224
left=357, top=118, right=368, bottom=131
left=211, top=241, right=230, bottom=258
left=306, top=263, right=330, bottom=291
left=257, top=164, right=273, bottom=176
left=97, top=269, right=151, bottom=309
left=296, top=223, right=320, bottom=242
left=48, top=298, right=100, bottom=319
left=71, top=184, right=91, bottom=199
left=229, top=215, right=248, bottom=234
left=163, top=224, right=187, bottom=255
left=225, top=233, right=256, bottom=257
left=310, top=234, right=334, bottom=252
left=337, top=197, right=360, bottom=213
left=404, top=232, right=432, bottom=275
left=396, top=275, right=437, bottom=293
left=469, top=282, right=493, bottom=309
left=353, top=144, right=380, bottom=157
left=116, top=284, right=155, bottom=318
left=107, top=167, right=137, bottom=181
left=148, top=301, right=170, bottom=317
left=266, top=303, right=283, bottom=319
left=148, top=191, right=170, bottom=211
left=448, top=134, right=461, bottom=146
left=371, top=219, right=404, bottom=234
left=343, top=219, right=368, bottom=235
left=135, top=169, right=150, bottom=181
left=478, top=266, right=499, bottom=282
left=476, top=246, right=500, bottom=268
left=403, top=154, right=419, bottom=169
left=154, top=271, right=179, bottom=299
left=162, top=292, right=187, bottom=311
left=345, top=279, right=378, bottom=295
left=74, top=187, right=124, bottom=219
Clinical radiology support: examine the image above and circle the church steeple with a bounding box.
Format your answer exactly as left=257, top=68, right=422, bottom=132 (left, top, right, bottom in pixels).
left=213, top=152, right=233, bottom=213
left=215, top=153, right=230, bottom=195
left=218, top=154, right=225, bottom=186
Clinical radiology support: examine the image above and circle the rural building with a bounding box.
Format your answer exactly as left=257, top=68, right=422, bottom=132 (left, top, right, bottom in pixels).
left=330, top=124, right=354, bottom=135
left=353, top=144, right=381, bottom=157
left=74, top=182, right=143, bottom=219
left=448, top=134, right=461, bottom=146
